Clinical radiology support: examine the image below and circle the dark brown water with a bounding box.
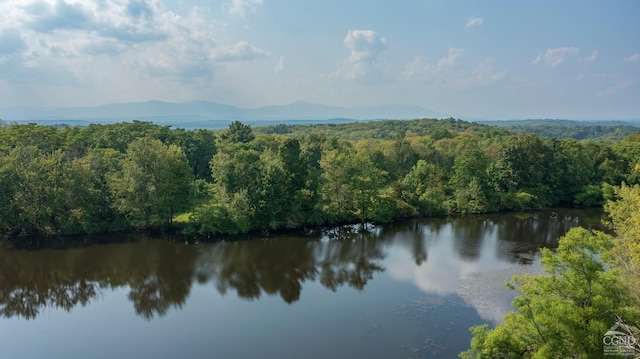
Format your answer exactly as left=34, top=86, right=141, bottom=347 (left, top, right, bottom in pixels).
left=0, top=209, right=605, bottom=358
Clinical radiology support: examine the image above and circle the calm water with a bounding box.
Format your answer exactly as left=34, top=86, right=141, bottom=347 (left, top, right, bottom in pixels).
left=0, top=209, right=605, bottom=359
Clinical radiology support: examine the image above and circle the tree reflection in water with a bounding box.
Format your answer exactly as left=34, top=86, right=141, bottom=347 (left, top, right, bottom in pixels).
left=196, top=225, right=386, bottom=303
left=316, top=226, right=386, bottom=291
left=0, top=226, right=388, bottom=319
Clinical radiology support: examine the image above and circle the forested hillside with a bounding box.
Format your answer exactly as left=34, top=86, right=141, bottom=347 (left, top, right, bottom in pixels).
left=256, top=118, right=640, bottom=141
left=1, top=118, right=639, bottom=242
left=255, top=117, right=509, bottom=140
left=479, top=119, right=640, bottom=140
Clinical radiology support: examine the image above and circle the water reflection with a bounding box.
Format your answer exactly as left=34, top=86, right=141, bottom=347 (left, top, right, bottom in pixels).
left=0, top=209, right=604, bottom=322
left=385, top=208, right=606, bottom=322
left=0, top=228, right=388, bottom=319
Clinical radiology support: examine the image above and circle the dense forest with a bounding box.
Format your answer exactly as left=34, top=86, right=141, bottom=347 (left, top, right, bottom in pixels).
left=1, top=117, right=639, bottom=242
left=255, top=117, right=640, bottom=141
left=2, top=117, right=640, bottom=357
left=479, top=119, right=640, bottom=141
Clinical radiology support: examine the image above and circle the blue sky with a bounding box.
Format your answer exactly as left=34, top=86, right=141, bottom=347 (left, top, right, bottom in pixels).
left=0, top=0, right=638, bottom=119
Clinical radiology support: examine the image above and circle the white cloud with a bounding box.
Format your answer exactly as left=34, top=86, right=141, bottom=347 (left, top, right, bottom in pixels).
left=210, top=41, right=268, bottom=62
left=26, top=0, right=93, bottom=33
left=597, top=79, right=635, bottom=96
left=466, top=16, right=483, bottom=28
left=532, top=47, right=580, bottom=68
left=398, top=48, right=467, bottom=83
left=227, top=0, right=263, bottom=18
left=625, top=53, right=640, bottom=62
left=274, top=55, right=284, bottom=74
left=584, top=50, right=597, bottom=63
left=20, top=0, right=172, bottom=43
left=454, top=59, right=507, bottom=89
left=333, top=29, right=388, bottom=81
left=0, top=0, right=271, bottom=87
left=437, top=47, right=464, bottom=68
left=400, top=50, right=506, bottom=91
left=343, top=29, right=387, bottom=63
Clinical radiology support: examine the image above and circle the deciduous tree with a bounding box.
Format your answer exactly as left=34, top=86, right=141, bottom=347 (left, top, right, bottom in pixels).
left=109, top=137, right=192, bottom=226
left=461, top=227, right=638, bottom=358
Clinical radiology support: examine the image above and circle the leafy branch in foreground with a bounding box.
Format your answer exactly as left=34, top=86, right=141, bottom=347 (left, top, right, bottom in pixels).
left=461, top=227, right=639, bottom=359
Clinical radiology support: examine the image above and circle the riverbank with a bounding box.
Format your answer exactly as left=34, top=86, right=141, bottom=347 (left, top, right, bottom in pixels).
left=1, top=206, right=607, bottom=251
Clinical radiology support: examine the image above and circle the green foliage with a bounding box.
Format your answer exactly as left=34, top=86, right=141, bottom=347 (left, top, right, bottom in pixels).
left=108, top=137, right=193, bottom=226
left=205, top=135, right=318, bottom=232
left=319, top=148, right=358, bottom=223
left=448, top=150, right=493, bottom=213
left=605, top=184, right=640, bottom=301
left=448, top=177, right=491, bottom=214
left=492, top=134, right=549, bottom=194
left=187, top=203, right=238, bottom=235
left=369, top=196, right=397, bottom=223
left=0, top=146, right=104, bottom=236
left=494, top=121, right=640, bottom=141
left=220, top=120, right=255, bottom=144
left=401, top=160, right=446, bottom=215
left=320, top=147, right=388, bottom=224
left=172, top=128, right=217, bottom=180
left=461, top=227, right=638, bottom=358
left=0, top=123, right=64, bottom=153
left=0, top=118, right=639, bottom=241
left=228, top=189, right=254, bottom=233
left=573, top=184, right=604, bottom=207
left=78, top=121, right=173, bottom=153
left=612, top=133, right=640, bottom=185
left=547, top=139, right=592, bottom=202
left=255, top=117, right=508, bottom=140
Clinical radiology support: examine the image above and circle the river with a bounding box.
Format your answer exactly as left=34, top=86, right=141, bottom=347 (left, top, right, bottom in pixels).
left=0, top=208, right=605, bottom=358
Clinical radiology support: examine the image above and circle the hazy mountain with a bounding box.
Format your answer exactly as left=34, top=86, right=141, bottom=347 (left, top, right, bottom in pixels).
left=0, top=100, right=446, bottom=128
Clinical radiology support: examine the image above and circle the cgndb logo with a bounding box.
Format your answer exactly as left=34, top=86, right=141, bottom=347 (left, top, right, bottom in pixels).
left=603, top=321, right=640, bottom=357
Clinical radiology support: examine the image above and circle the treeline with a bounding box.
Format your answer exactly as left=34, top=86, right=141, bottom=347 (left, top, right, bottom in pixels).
left=256, top=117, right=508, bottom=140
left=1, top=118, right=639, bottom=241
left=504, top=123, right=640, bottom=140
left=257, top=117, right=640, bottom=141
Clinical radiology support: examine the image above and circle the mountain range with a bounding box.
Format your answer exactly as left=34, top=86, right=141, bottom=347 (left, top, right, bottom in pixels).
left=0, top=100, right=447, bottom=129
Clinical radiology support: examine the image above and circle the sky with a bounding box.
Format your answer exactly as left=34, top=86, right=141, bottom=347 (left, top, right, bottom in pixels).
left=0, top=0, right=639, bottom=119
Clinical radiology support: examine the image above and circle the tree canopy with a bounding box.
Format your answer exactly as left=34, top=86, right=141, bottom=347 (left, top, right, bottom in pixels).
left=0, top=118, right=639, bottom=242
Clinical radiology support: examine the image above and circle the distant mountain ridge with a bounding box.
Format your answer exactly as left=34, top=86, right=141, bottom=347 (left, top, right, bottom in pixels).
left=0, top=100, right=446, bottom=126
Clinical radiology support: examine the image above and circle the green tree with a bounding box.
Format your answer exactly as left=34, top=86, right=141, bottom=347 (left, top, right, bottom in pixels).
left=401, top=159, right=446, bottom=215
left=319, top=148, right=356, bottom=223
left=491, top=135, right=549, bottom=192
left=172, top=128, right=217, bottom=180
left=605, top=183, right=640, bottom=301
left=546, top=139, right=591, bottom=203
left=254, top=149, right=289, bottom=229
left=448, top=149, right=492, bottom=214
left=461, top=227, right=638, bottom=358
left=320, top=148, right=387, bottom=224
left=584, top=143, right=628, bottom=186
left=109, top=137, right=192, bottom=226
left=81, top=121, right=173, bottom=153
left=210, top=148, right=261, bottom=197
left=277, top=138, right=312, bottom=227
left=612, top=132, right=640, bottom=184
left=489, top=134, right=556, bottom=208
left=209, top=146, right=289, bottom=232
left=0, top=146, right=102, bottom=237
left=0, top=123, right=64, bottom=153
left=220, top=121, right=255, bottom=144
